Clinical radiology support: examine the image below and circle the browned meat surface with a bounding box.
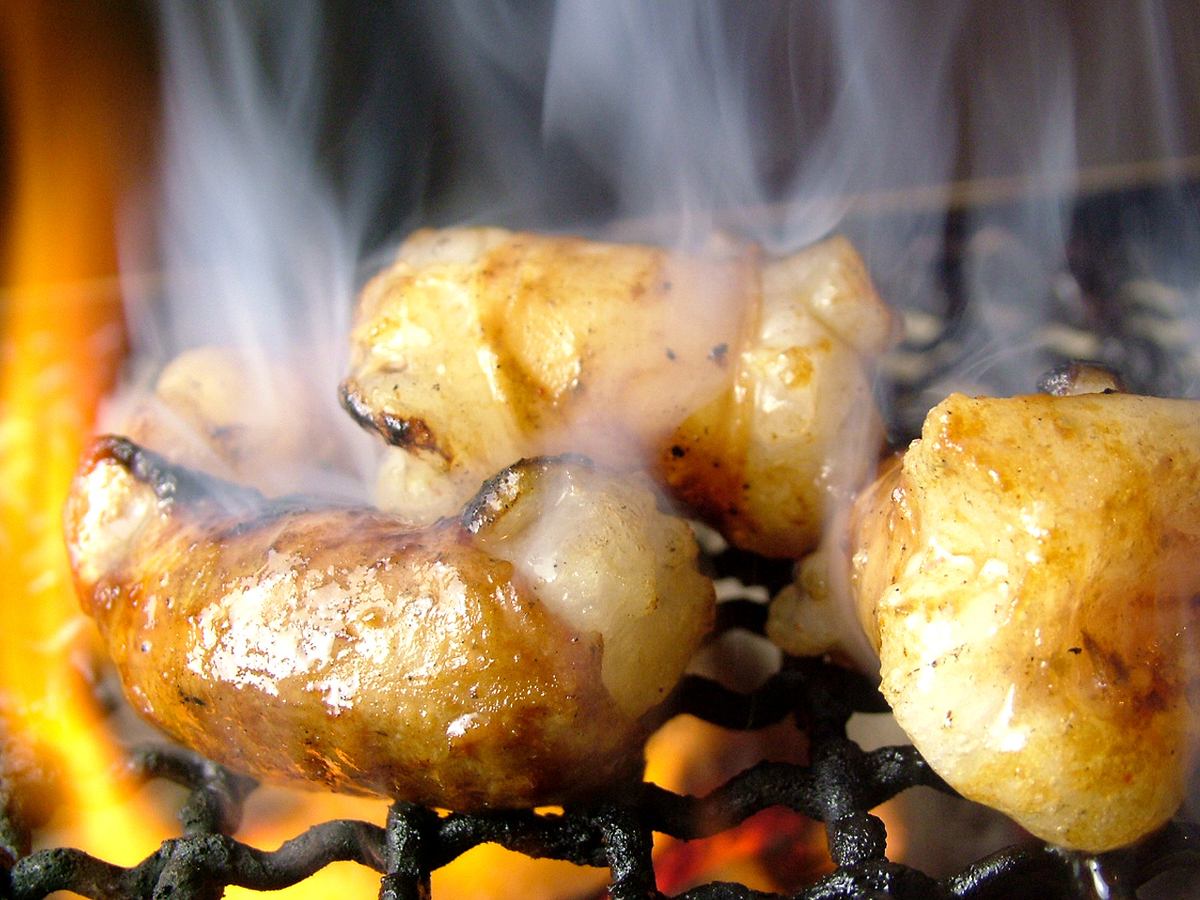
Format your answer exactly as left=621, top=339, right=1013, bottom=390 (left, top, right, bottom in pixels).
left=341, top=228, right=896, bottom=558
left=773, top=392, right=1200, bottom=850
left=65, top=437, right=714, bottom=811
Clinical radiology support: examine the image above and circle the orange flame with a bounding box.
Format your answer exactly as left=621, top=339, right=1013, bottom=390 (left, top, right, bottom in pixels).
left=0, top=7, right=390, bottom=895
left=0, top=0, right=166, bottom=864
left=655, top=807, right=828, bottom=895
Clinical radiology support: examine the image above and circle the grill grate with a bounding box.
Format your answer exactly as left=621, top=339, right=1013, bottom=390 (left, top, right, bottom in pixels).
left=4, top=601, right=1200, bottom=899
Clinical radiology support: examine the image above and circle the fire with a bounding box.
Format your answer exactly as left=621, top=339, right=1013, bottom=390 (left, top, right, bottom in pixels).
left=643, top=714, right=828, bottom=895
left=655, top=807, right=827, bottom=894
left=0, top=0, right=164, bottom=864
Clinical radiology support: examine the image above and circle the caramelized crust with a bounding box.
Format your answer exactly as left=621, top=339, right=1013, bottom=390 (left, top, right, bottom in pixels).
left=342, top=228, right=895, bottom=557
left=65, top=438, right=714, bottom=810
left=848, top=393, right=1200, bottom=850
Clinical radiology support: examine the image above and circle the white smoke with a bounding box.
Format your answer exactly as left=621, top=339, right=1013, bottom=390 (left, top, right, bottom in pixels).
left=113, top=1, right=1200, bottom=484
left=115, top=1, right=418, bottom=499
left=539, top=2, right=968, bottom=251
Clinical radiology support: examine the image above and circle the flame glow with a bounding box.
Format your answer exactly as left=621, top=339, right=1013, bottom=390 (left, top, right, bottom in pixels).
left=0, top=0, right=165, bottom=864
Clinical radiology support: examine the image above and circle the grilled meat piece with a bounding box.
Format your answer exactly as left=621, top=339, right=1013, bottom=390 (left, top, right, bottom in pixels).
left=64, top=437, right=714, bottom=811
left=341, top=228, right=896, bottom=558
left=772, top=392, right=1200, bottom=850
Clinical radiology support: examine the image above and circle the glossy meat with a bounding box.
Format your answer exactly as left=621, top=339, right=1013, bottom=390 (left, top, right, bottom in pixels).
left=341, top=228, right=896, bottom=557
left=776, top=393, right=1200, bottom=850
left=64, top=437, right=714, bottom=810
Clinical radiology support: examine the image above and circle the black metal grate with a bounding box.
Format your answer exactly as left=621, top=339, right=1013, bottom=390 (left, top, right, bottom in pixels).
left=3, top=600, right=1199, bottom=899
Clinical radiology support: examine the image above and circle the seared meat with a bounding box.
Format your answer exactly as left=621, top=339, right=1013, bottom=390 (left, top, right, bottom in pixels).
left=771, top=392, right=1200, bottom=850
left=341, top=228, right=896, bottom=558
left=65, top=437, right=714, bottom=811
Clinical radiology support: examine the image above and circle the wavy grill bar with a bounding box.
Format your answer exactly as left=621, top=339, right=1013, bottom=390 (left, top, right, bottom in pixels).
left=3, top=600, right=1199, bottom=899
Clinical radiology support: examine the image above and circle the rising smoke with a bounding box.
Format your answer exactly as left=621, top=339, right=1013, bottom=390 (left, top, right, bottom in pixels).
left=113, top=0, right=1200, bottom=491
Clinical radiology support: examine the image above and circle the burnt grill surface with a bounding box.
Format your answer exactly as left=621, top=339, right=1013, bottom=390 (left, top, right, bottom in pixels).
left=5, top=183, right=1200, bottom=898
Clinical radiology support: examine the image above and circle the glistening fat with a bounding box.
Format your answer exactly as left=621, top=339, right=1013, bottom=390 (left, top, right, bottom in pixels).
left=64, top=437, right=715, bottom=811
